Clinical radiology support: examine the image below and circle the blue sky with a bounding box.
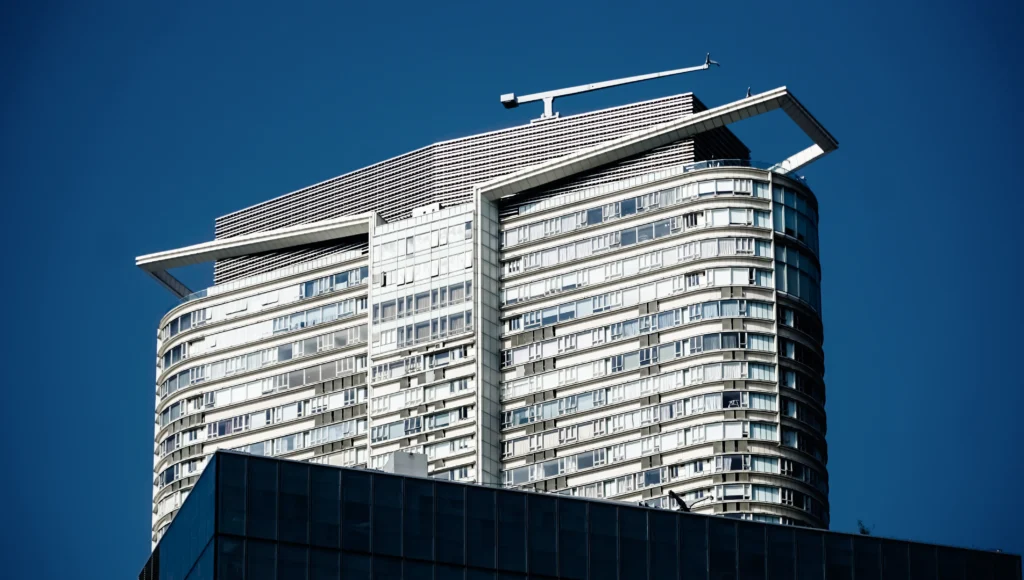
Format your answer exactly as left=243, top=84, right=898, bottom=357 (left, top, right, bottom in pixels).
left=2, top=0, right=1023, bottom=577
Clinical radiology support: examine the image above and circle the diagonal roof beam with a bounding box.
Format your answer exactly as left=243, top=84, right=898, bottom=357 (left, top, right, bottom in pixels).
left=477, top=87, right=837, bottom=201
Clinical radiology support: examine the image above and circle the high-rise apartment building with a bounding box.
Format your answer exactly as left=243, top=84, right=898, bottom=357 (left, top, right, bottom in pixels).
left=139, top=85, right=837, bottom=544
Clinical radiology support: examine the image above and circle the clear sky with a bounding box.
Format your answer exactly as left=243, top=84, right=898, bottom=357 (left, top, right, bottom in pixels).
left=2, top=0, right=1023, bottom=577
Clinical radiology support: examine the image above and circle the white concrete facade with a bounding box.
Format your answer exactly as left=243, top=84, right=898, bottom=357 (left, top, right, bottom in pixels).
left=140, top=87, right=834, bottom=542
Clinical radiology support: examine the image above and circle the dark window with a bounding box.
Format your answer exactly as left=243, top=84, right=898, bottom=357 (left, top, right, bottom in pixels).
left=436, top=483, right=464, bottom=565
left=373, top=474, right=403, bottom=557
left=246, top=539, right=276, bottom=580
left=619, top=508, right=648, bottom=580
left=528, top=496, right=557, bottom=577
left=437, top=565, right=464, bottom=580
left=737, top=522, right=766, bottom=580
left=217, top=537, right=244, bottom=580
left=767, top=527, right=795, bottom=580
left=405, top=560, right=433, bottom=580
left=909, top=543, right=936, bottom=579
left=342, top=470, right=371, bottom=552
left=680, top=514, right=708, bottom=579
left=341, top=552, right=370, bottom=580
left=310, top=549, right=339, bottom=580
left=853, top=537, right=881, bottom=580
left=621, top=198, right=637, bottom=216
left=497, top=492, right=526, bottom=573
left=218, top=453, right=246, bottom=536
left=587, top=207, right=603, bottom=226
left=654, top=219, right=671, bottom=238
left=637, top=224, right=654, bottom=243
left=589, top=504, right=617, bottom=580
left=310, top=467, right=340, bottom=548
left=467, top=570, right=496, bottom=580
left=404, top=478, right=434, bottom=561
left=278, top=544, right=308, bottom=580
left=649, top=510, right=677, bottom=580
left=466, top=487, right=496, bottom=569
left=372, top=556, right=402, bottom=580
left=558, top=499, right=588, bottom=580
left=880, top=541, right=909, bottom=579
left=709, top=518, right=737, bottom=580
left=795, top=529, right=824, bottom=580
left=247, top=459, right=278, bottom=540
left=936, top=548, right=965, bottom=580
left=824, top=535, right=852, bottom=580
left=279, top=462, right=309, bottom=544
left=621, top=228, right=638, bottom=247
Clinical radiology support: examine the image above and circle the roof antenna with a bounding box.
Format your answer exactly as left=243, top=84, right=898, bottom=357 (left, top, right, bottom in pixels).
left=501, top=53, right=721, bottom=122
left=746, top=87, right=752, bottom=98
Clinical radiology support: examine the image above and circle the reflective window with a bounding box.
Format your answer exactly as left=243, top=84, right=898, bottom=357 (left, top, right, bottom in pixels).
left=278, top=544, right=308, bottom=580
left=279, top=462, right=309, bottom=544
left=310, top=467, right=340, bottom=548
left=247, top=539, right=276, bottom=580
left=737, top=522, right=766, bottom=580
left=496, top=492, right=526, bottom=573
left=436, top=483, right=465, bottom=565
left=589, top=504, right=617, bottom=580
left=373, top=556, right=401, bottom=580
left=825, top=535, right=853, bottom=580
left=558, top=499, right=588, bottom=580
left=909, top=543, right=937, bottom=579
left=405, top=560, right=433, bottom=580
left=880, top=541, right=909, bottom=579
left=527, top=496, right=557, bottom=577
left=310, top=548, right=339, bottom=580
left=217, top=537, right=244, bottom=580
left=709, top=518, right=737, bottom=580
left=437, top=565, right=464, bottom=580
left=649, top=510, right=677, bottom=580
left=466, top=487, right=495, bottom=569
left=853, top=537, right=881, bottom=580
left=404, top=479, right=434, bottom=561
left=341, top=552, right=370, bottom=580
left=767, top=527, right=796, bottom=579
left=373, top=474, right=403, bottom=557
left=619, top=508, right=648, bottom=580
left=795, top=529, right=824, bottom=580
left=342, top=471, right=371, bottom=552
left=247, top=459, right=278, bottom=540
left=680, top=514, right=708, bottom=578
left=218, top=453, right=246, bottom=536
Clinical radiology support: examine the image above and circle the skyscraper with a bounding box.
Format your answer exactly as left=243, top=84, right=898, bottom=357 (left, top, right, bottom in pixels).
left=139, top=85, right=837, bottom=544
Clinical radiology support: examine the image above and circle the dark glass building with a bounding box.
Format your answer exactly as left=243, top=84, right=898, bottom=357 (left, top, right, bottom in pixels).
left=139, top=451, right=1021, bottom=580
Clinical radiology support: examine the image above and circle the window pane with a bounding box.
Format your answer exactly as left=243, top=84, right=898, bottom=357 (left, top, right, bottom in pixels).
left=246, top=539, right=276, bottom=580
left=218, top=453, right=246, bottom=536
left=405, top=560, right=433, bottom=580
left=217, top=537, right=244, bottom=580
left=279, top=462, right=310, bottom=544
left=373, top=556, right=401, bottom=580
left=528, top=496, right=557, bottom=577
left=737, top=522, right=766, bottom=580
left=437, top=564, right=464, bottom=580
left=853, top=537, right=881, bottom=580
left=648, top=511, right=676, bottom=580
left=619, top=508, right=648, bottom=580
left=558, top=499, right=588, bottom=580
left=496, top=492, right=526, bottom=573
left=909, top=543, right=937, bottom=579
left=589, top=504, right=617, bottom=580
left=341, top=552, right=370, bottom=580
left=342, top=471, right=371, bottom=552
left=436, top=483, right=465, bottom=565
left=880, top=541, right=909, bottom=579
left=404, top=479, right=434, bottom=561
left=767, top=526, right=796, bottom=580
left=310, top=467, right=340, bottom=548
left=310, top=549, right=339, bottom=580
left=468, top=570, right=496, bottom=580
left=795, top=529, right=824, bottom=580
left=466, top=487, right=496, bottom=569
left=373, top=474, right=403, bottom=557
left=824, top=535, right=852, bottom=580
left=709, top=517, right=737, bottom=580
left=247, top=459, right=278, bottom=540
left=278, top=544, right=308, bottom=580
left=680, top=514, right=708, bottom=579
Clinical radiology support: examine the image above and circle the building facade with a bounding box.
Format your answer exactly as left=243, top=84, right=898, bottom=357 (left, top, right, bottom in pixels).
left=140, top=87, right=837, bottom=543
left=138, top=451, right=1023, bottom=580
